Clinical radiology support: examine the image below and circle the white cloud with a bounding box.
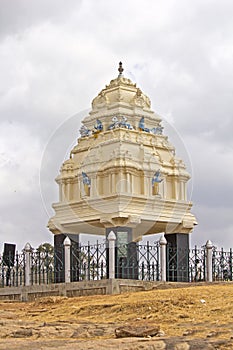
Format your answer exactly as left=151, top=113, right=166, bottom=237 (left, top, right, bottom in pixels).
left=0, top=122, right=41, bottom=192
left=0, top=0, right=233, bottom=250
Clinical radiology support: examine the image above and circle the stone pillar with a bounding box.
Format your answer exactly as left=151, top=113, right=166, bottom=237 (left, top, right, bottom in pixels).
left=112, top=173, right=116, bottom=193
left=24, top=243, right=32, bottom=286
left=180, top=181, right=184, bottom=200
left=206, top=240, right=213, bottom=282
left=184, top=184, right=187, bottom=201
left=63, top=182, right=68, bottom=201
left=159, top=235, right=167, bottom=282
left=144, top=176, right=149, bottom=196
left=54, top=234, right=66, bottom=283
left=173, top=179, right=178, bottom=199
left=163, top=179, right=167, bottom=198
left=54, top=233, right=79, bottom=283
left=165, top=233, right=189, bottom=282
left=67, top=180, right=72, bottom=200
left=148, top=176, right=153, bottom=196
left=64, top=237, right=71, bottom=283
left=126, top=173, right=131, bottom=193
left=91, top=176, right=97, bottom=196
left=59, top=182, right=63, bottom=201
left=106, top=227, right=138, bottom=279
left=108, top=231, right=116, bottom=279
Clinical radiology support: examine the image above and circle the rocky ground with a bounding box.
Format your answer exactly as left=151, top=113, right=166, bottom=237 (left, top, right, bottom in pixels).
left=0, top=283, right=233, bottom=349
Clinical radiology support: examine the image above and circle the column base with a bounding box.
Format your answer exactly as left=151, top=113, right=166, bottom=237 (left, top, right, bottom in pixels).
left=165, top=233, right=189, bottom=282
left=106, top=227, right=138, bottom=280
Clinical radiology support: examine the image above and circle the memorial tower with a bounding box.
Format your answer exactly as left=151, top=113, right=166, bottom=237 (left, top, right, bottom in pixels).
left=48, top=62, right=197, bottom=281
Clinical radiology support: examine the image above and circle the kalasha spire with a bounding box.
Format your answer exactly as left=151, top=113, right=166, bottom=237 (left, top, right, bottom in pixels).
left=118, top=61, right=124, bottom=77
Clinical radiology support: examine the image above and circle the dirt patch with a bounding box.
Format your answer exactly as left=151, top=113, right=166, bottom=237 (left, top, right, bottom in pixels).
left=0, top=283, right=233, bottom=348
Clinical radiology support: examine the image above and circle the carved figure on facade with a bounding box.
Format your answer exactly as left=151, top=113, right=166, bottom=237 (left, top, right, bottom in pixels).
left=151, top=125, right=163, bottom=135
left=82, top=171, right=91, bottom=196
left=152, top=170, right=163, bottom=195
left=133, top=88, right=151, bottom=108
left=94, top=119, right=103, bottom=131
left=92, top=119, right=103, bottom=138
left=108, top=116, right=134, bottom=130
left=139, top=117, right=163, bottom=135
left=80, top=124, right=91, bottom=137
left=80, top=120, right=103, bottom=138
left=120, top=116, right=134, bottom=129
left=82, top=172, right=91, bottom=186
left=108, top=116, right=119, bottom=130
left=139, top=117, right=150, bottom=132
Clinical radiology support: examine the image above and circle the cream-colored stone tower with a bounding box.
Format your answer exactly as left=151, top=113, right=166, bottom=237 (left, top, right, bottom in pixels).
left=48, top=63, right=197, bottom=279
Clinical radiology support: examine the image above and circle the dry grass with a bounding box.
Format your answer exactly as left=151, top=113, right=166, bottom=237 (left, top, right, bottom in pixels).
left=1, top=283, right=233, bottom=340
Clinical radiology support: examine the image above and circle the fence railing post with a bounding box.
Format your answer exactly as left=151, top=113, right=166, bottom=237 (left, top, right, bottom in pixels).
left=108, top=231, right=116, bottom=279
left=160, top=235, right=167, bottom=282
left=24, top=243, right=32, bottom=286
left=206, top=240, right=213, bottom=282
left=64, top=237, right=71, bottom=283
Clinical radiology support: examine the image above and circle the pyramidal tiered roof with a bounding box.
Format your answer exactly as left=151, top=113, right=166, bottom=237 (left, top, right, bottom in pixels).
left=49, top=62, right=197, bottom=239
left=80, top=62, right=162, bottom=136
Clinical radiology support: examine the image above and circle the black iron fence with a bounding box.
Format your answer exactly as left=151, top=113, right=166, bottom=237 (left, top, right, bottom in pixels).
left=166, top=245, right=189, bottom=282
left=70, top=241, right=107, bottom=281
left=30, top=250, right=54, bottom=285
left=0, top=251, right=25, bottom=287
left=113, top=241, right=160, bottom=280
left=0, top=241, right=233, bottom=287
left=189, top=245, right=206, bottom=282
left=212, top=247, right=233, bottom=281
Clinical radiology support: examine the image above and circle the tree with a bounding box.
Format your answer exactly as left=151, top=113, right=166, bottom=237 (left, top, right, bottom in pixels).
left=32, top=243, right=54, bottom=283
left=36, top=243, right=54, bottom=255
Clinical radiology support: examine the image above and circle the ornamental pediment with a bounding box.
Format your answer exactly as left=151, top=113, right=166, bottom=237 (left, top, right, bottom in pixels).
left=91, top=76, right=151, bottom=112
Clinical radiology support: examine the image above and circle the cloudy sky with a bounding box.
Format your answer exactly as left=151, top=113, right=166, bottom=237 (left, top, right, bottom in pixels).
left=0, top=0, right=233, bottom=251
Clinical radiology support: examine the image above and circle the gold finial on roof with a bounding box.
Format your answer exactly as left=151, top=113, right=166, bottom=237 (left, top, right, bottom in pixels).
left=118, top=61, right=124, bottom=76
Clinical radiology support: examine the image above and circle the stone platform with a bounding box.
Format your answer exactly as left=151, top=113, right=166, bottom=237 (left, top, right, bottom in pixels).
left=0, top=279, right=224, bottom=302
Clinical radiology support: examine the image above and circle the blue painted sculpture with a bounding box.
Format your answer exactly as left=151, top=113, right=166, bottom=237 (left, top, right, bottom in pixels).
left=92, top=119, right=103, bottom=138
left=108, top=116, right=133, bottom=130
left=108, top=116, right=119, bottom=130
left=150, top=126, right=163, bottom=135
left=152, top=170, right=163, bottom=195
left=152, top=170, right=163, bottom=185
left=82, top=172, right=91, bottom=187
left=139, top=117, right=163, bottom=135
left=120, top=116, right=134, bottom=129
left=94, top=119, right=103, bottom=131
left=139, top=117, right=150, bottom=132
left=80, top=124, right=91, bottom=137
